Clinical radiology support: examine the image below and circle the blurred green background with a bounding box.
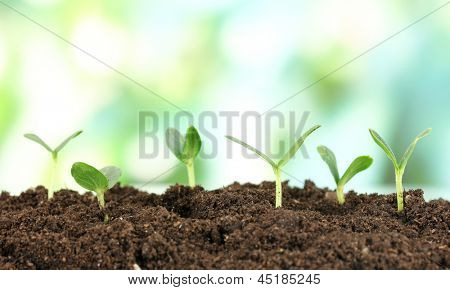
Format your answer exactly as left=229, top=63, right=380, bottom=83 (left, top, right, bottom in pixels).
left=0, top=0, right=449, bottom=200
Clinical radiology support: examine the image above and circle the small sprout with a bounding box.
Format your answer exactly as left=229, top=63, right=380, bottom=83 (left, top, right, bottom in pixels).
left=24, top=130, right=82, bottom=199
left=317, top=145, right=373, bottom=205
left=226, top=125, right=321, bottom=208
left=369, top=128, right=431, bottom=212
left=71, top=162, right=121, bottom=222
left=165, top=126, right=202, bottom=188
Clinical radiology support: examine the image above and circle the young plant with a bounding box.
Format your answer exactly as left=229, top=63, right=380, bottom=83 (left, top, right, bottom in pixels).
left=369, top=128, right=431, bottom=212
left=71, top=162, right=121, bottom=222
left=317, top=145, right=373, bottom=205
left=226, top=125, right=321, bottom=208
left=165, top=126, right=202, bottom=188
left=24, top=130, right=82, bottom=199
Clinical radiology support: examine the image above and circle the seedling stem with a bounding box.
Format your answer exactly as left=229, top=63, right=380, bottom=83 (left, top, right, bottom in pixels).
left=96, top=188, right=108, bottom=223
left=274, top=168, right=282, bottom=208
left=186, top=161, right=196, bottom=188
left=336, top=184, right=345, bottom=205
left=395, top=169, right=404, bottom=212
left=48, top=157, right=58, bottom=199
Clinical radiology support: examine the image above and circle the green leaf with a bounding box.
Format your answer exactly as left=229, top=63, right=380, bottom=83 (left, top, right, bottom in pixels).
left=165, top=128, right=185, bottom=161
left=24, top=133, right=53, bottom=153
left=166, top=127, right=202, bottom=163
left=277, top=125, right=321, bottom=168
left=338, top=156, right=373, bottom=187
left=399, top=128, right=431, bottom=172
left=225, top=135, right=277, bottom=168
left=317, top=145, right=340, bottom=184
left=54, top=130, right=83, bottom=153
left=182, top=126, right=202, bottom=161
left=71, top=162, right=109, bottom=193
left=100, top=166, right=122, bottom=189
left=369, top=129, right=398, bottom=169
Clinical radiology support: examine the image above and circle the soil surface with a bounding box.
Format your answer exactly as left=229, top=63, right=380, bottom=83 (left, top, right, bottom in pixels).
left=0, top=181, right=449, bottom=270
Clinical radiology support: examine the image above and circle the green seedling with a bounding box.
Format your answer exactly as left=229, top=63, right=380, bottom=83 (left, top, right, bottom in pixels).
left=226, top=125, right=321, bottom=208
left=369, top=128, right=431, bottom=212
left=24, top=130, right=82, bottom=199
left=317, top=145, right=373, bottom=205
left=165, top=126, right=202, bottom=188
left=71, top=162, right=121, bottom=222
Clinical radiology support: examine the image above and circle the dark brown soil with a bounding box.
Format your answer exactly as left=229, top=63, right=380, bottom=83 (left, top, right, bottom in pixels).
left=0, top=181, right=449, bottom=270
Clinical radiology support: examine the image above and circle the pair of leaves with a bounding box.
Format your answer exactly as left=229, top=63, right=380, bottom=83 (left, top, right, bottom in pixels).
left=71, top=162, right=122, bottom=193
left=165, top=126, right=202, bottom=164
left=369, top=128, right=431, bottom=173
left=226, top=125, right=321, bottom=170
left=24, top=131, right=83, bottom=158
left=317, top=146, right=373, bottom=187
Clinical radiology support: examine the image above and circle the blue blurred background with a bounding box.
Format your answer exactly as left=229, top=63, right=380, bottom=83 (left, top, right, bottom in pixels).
left=0, top=0, right=449, bottom=200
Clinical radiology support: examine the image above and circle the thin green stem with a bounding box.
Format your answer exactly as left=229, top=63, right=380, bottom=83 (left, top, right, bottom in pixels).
left=395, top=170, right=404, bottom=212
left=48, top=155, right=58, bottom=199
left=336, top=184, right=345, bottom=205
left=186, top=160, right=196, bottom=188
left=96, top=189, right=106, bottom=209
left=274, top=168, right=282, bottom=208
left=96, top=189, right=109, bottom=223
